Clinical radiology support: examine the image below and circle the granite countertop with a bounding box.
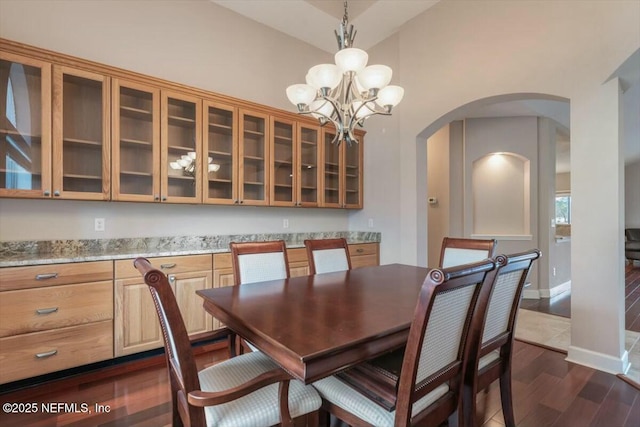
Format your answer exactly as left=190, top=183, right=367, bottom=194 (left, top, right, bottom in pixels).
left=0, top=231, right=381, bottom=267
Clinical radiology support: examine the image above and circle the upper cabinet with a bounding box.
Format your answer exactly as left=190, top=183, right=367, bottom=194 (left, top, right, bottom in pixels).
left=203, top=100, right=238, bottom=204
left=0, top=52, right=51, bottom=198
left=0, top=40, right=364, bottom=208
left=270, top=117, right=321, bottom=207
left=321, top=128, right=363, bottom=209
left=161, top=91, right=202, bottom=203
left=111, top=79, right=160, bottom=202
left=239, top=109, right=269, bottom=206
left=53, top=66, right=110, bottom=200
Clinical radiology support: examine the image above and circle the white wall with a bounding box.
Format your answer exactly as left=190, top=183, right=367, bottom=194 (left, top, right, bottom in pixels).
left=426, top=125, right=450, bottom=267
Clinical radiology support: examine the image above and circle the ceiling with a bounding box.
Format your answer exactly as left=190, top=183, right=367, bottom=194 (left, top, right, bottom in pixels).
left=212, top=1, right=640, bottom=171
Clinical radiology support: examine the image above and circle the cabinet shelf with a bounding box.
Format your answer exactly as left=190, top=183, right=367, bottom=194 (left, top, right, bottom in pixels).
left=244, top=155, right=264, bottom=161
left=168, top=115, right=195, bottom=126
left=168, top=175, right=195, bottom=181
left=209, top=123, right=233, bottom=131
left=0, top=169, right=42, bottom=175
left=63, top=173, right=102, bottom=180
left=274, top=183, right=293, bottom=188
left=63, top=137, right=102, bottom=147
left=120, top=138, right=153, bottom=146
left=324, top=171, right=339, bottom=176
left=301, top=140, right=317, bottom=146
left=120, top=105, right=153, bottom=119
left=0, top=129, right=41, bottom=139
left=244, top=181, right=264, bottom=186
left=168, top=145, right=195, bottom=152
left=120, top=170, right=153, bottom=177
left=209, top=150, right=232, bottom=157
left=274, top=135, right=293, bottom=143
left=325, top=187, right=339, bottom=191
left=209, top=178, right=232, bottom=183
left=243, top=129, right=264, bottom=137
left=274, top=159, right=293, bottom=165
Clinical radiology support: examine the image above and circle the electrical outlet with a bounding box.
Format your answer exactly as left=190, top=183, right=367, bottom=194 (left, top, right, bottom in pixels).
left=552, top=267, right=557, bottom=276
left=94, top=218, right=105, bottom=232
left=283, top=218, right=289, bottom=229
left=368, top=218, right=374, bottom=228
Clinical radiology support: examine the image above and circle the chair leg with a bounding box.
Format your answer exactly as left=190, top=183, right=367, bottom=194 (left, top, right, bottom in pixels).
left=499, top=368, right=516, bottom=427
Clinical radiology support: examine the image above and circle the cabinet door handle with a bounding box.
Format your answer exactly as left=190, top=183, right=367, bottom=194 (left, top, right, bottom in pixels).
left=168, top=275, right=176, bottom=284
left=35, top=350, right=58, bottom=359
left=35, top=273, right=58, bottom=280
left=160, top=263, right=177, bottom=269
left=36, top=307, right=59, bottom=315
left=53, top=190, right=60, bottom=197
left=43, top=190, right=51, bottom=196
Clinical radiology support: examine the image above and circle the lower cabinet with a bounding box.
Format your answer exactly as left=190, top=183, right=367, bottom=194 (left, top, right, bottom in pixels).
left=0, top=261, right=114, bottom=384
left=349, top=243, right=380, bottom=268
left=114, top=254, right=213, bottom=356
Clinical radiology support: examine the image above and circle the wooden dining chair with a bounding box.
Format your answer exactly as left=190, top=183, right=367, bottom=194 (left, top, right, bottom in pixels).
left=313, top=258, right=499, bottom=427
left=133, top=257, right=321, bottom=427
left=440, top=237, right=498, bottom=268
left=462, top=249, right=541, bottom=427
left=229, top=240, right=290, bottom=355
left=304, top=237, right=352, bottom=275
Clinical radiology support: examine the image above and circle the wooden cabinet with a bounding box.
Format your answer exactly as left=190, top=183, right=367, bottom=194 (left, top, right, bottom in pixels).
left=161, top=91, right=202, bottom=203
left=0, top=261, right=113, bottom=384
left=270, top=117, right=321, bottom=207
left=114, top=254, right=212, bottom=356
left=52, top=66, right=110, bottom=200
left=239, top=109, right=269, bottom=205
left=349, top=243, right=380, bottom=268
left=287, top=248, right=310, bottom=277
left=112, top=79, right=160, bottom=201
left=0, top=51, right=52, bottom=198
left=203, top=100, right=238, bottom=204
left=321, top=128, right=364, bottom=208
left=212, top=253, right=237, bottom=331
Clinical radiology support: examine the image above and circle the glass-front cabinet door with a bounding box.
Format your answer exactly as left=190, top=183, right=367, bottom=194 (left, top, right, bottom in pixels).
left=297, top=123, right=320, bottom=207
left=52, top=66, right=110, bottom=200
left=322, top=129, right=343, bottom=208
left=161, top=91, right=201, bottom=203
left=0, top=52, right=51, bottom=198
left=203, top=100, right=237, bottom=204
left=344, top=131, right=363, bottom=208
left=270, top=116, right=295, bottom=207
left=112, top=79, right=160, bottom=202
left=238, top=109, right=269, bottom=206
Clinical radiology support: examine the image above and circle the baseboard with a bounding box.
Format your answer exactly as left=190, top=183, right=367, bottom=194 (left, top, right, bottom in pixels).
left=566, top=346, right=630, bottom=376
left=540, top=281, right=571, bottom=298
left=522, top=289, right=540, bottom=299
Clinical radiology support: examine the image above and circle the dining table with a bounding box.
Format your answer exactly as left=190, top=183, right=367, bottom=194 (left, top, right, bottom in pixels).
left=196, top=263, right=429, bottom=384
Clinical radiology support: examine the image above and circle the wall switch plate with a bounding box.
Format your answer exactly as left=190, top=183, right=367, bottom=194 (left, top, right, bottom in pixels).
left=368, top=218, right=374, bottom=228
left=283, top=219, right=289, bottom=229
left=94, top=218, right=105, bottom=232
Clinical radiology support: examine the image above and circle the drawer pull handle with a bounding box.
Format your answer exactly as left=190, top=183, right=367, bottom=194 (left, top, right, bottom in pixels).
left=160, top=263, right=177, bottom=269
left=36, top=307, right=59, bottom=315
left=35, top=350, right=58, bottom=359
left=356, top=248, right=364, bottom=253
left=35, top=273, right=58, bottom=280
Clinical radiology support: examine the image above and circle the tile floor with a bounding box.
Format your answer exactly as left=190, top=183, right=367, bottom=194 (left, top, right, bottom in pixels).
left=515, top=308, right=640, bottom=383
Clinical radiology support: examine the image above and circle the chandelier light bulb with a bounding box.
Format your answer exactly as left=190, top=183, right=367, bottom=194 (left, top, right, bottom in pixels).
left=376, top=85, right=405, bottom=108
left=307, top=64, right=341, bottom=90
left=357, top=65, right=392, bottom=91
left=286, top=84, right=316, bottom=106
left=169, top=161, right=181, bottom=170
left=335, top=48, right=368, bottom=73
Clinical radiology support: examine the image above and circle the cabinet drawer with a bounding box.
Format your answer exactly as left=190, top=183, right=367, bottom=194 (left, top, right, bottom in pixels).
left=0, top=320, right=113, bottom=384
left=287, top=247, right=308, bottom=264
left=349, top=243, right=379, bottom=257
left=0, top=261, right=113, bottom=291
left=115, top=254, right=212, bottom=279
left=0, top=281, right=113, bottom=338
left=213, top=253, right=232, bottom=270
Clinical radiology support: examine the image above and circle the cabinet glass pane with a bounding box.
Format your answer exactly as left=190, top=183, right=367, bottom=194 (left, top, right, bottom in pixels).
left=61, top=74, right=104, bottom=193
left=345, top=140, right=361, bottom=206
left=242, top=114, right=265, bottom=201
left=273, top=120, right=294, bottom=203
left=299, top=126, right=318, bottom=203
left=0, top=60, right=43, bottom=191
left=206, top=106, right=234, bottom=201
left=324, top=131, right=340, bottom=205
left=118, top=87, right=154, bottom=196
left=166, top=97, right=196, bottom=198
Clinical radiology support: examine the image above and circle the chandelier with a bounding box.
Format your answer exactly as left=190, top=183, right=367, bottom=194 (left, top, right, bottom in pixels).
left=169, top=152, right=220, bottom=178
left=286, top=0, right=404, bottom=145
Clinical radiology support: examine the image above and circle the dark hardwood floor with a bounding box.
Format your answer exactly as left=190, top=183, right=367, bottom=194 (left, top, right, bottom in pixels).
left=1, top=341, right=639, bottom=427
left=520, top=263, right=640, bottom=332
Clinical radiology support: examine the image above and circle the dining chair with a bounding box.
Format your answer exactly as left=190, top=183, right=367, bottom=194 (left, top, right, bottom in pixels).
left=462, top=249, right=541, bottom=427
left=229, top=240, right=290, bottom=355
left=304, top=237, right=352, bottom=275
left=439, top=237, right=498, bottom=268
left=133, top=257, right=321, bottom=427
left=313, top=258, right=499, bottom=427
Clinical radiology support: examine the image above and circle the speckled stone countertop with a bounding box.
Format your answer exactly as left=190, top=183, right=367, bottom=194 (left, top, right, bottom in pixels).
left=0, top=231, right=381, bottom=267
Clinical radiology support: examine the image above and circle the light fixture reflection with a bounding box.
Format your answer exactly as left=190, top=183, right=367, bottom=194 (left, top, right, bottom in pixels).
left=170, top=151, right=220, bottom=178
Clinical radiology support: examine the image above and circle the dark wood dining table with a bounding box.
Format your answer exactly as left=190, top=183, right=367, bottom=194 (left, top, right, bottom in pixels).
left=197, top=263, right=429, bottom=384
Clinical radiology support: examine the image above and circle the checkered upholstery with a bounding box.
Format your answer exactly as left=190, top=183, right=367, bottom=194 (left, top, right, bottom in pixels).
left=482, top=270, right=525, bottom=343
left=237, top=252, right=287, bottom=284
left=200, top=351, right=321, bottom=427
left=441, top=247, right=491, bottom=268
left=312, top=248, right=350, bottom=274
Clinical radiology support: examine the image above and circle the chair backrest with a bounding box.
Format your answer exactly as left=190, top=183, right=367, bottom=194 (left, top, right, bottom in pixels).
left=230, top=240, right=290, bottom=286
left=304, top=238, right=352, bottom=274
left=439, top=237, right=497, bottom=268
left=134, top=257, right=205, bottom=426
left=394, top=258, right=499, bottom=426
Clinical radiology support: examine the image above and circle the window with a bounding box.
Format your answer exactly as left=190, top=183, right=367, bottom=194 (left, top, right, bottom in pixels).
left=555, top=194, right=571, bottom=224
